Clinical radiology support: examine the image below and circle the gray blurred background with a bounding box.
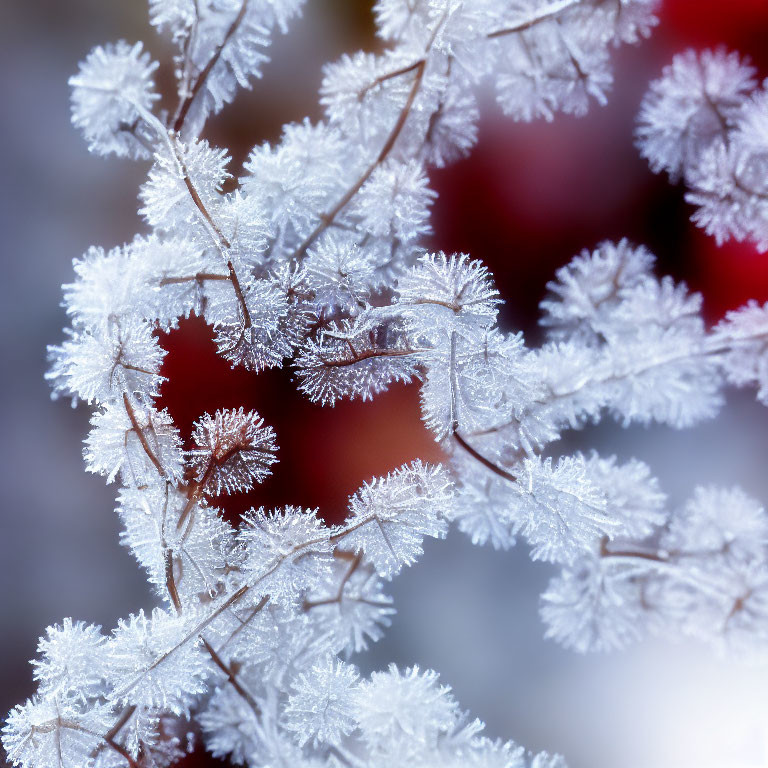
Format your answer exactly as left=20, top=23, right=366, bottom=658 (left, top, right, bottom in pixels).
left=2, top=2, right=768, bottom=767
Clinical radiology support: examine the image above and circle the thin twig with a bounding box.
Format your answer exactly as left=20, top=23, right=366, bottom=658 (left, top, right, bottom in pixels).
left=316, top=346, right=421, bottom=369
left=122, top=393, right=166, bottom=478
left=88, top=705, right=136, bottom=763
left=293, top=59, right=427, bottom=261
left=173, top=0, right=250, bottom=133
left=201, top=637, right=262, bottom=715
left=453, top=431, right=518, bottom=483
left=159, top=272, right=229, bottom=286
left=448, top=331, right=518, bottom=483
left=486, top=0, right=582, bottom=38
left=165, top=550, right=183, bottom=613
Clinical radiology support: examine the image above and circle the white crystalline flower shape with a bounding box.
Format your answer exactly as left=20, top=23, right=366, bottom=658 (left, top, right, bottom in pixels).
left=341, top=461, right=454, bottom=579
left=283, top=658, right=360, bottom=747
left=637, top=47, right=768, bottom=250
left=353, top=665, right=459, bottom=748
left=636, top=48, right=756, bottom=180
left=186, top=407, right=279, bottom=495
left=69, top=40, right=160, bottom=159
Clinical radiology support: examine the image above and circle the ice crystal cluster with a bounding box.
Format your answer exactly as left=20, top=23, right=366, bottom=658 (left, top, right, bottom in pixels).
left=637, top=48, right=768, bottom=249
left=6, top=1, right=768, bottom=767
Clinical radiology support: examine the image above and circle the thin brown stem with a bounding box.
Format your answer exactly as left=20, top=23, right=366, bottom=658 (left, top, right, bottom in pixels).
left=103, top=736, right=142, bottom=768
left=486, top=0, right=582, bottom=38
left=359, top=58, right=425, bottom=98
left=453, top=431, right=518, bottom=483
left=226, top=259, right=252, bottom=329
left=165, top=550, right=183, bottom=613
left=122, top=393, right=166, bottom=479
left=599, top=535, right=668, bottom=563
left=102, top=706, right=136, bottom=745
left=76, top=722, right=142, bottom=768
left=218, top=595, right=269, bottom=651
left=201, top=637, right=262, bottom=716
left=134, top=99, right=253, bottom=334
left=316, top=346, right=421, bottom=369
left=88, top=706, right=136, bottom=763
left=407, top=298, right=463, bottom=313
left=169, top=141, right=252, bottom=330
left=293, top=59, right=426, bottom=261
left=114, top=583, right=252, bottom=700
left=303, top=552, right=362, bottom=611
left=174, top=146, right=232, bottom=250
left=448, top=330, right=518, bottom=483
left=173, top=0, right=249, bottom=133
left=333, top=549, right=361, bottom=562
left=176, top=441, right=245, bottom=532
left=119, top=496, right=450, bottom=701
left=159, top=272, right=229, bottom=286
left=121, top=362, right=161, bottom=377
left=176, top=484, right=203, bottom=535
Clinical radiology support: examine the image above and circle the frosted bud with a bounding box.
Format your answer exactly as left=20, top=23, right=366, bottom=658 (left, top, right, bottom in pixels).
left=69, top=41, right=159, bottom=158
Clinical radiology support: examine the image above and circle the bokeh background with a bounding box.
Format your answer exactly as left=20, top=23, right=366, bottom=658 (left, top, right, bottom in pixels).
left=3, top=1, right=768, bottom=766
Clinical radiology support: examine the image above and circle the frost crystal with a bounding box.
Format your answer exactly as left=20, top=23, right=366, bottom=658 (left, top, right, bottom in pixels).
left=341, top=461, right=454, bottom=578
left=283, top=658, right=360, bottom=747
left=187, top=408, right=278, bottom=495
left=238, top=506, right=333, bottom=604
left=12, top=2, right=768, bottom=768
left=32, top=620, right=107, bottom=702
left=637, top=48, right=768, bottom=250
left=69, top=41, right=159, bottom=158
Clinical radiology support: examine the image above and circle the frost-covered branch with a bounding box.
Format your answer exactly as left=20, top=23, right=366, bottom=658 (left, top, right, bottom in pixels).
left=11, top=1, right=768, bottom=768
left=637, top=48, right=768, bottom=250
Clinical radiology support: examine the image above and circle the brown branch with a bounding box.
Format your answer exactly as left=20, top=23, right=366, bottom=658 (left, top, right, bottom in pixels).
left=102, top=706, right=136, bottom=745
left=115, top=584, right=252, bottom=700
left=88, top=706, right=136, bottom=763
left=406, top=298, right=465, bottom=313
left=288, top=2, right=581, bottom=267
left=374, top=59, right=427, bottom=165
left=486, top=0, right=581, bottom=38
left=333, top=548, right=361, bottom=562
left=121, top=362, right=162, bottom=377
left=218, top=595, right=269, bottom=651
left=176, top=440, right=247, bottom=532
left=103, top=737, right=142, bottom=768
left=316, top=346, right=420, bottom=369
left=359, top=58, right=425, bottom=99
left=122, top=393, right=166, bottom=479
left=176, top=484, right=202, bottom=535
left=76, top=721, right=141, bottom=768
left=421, top=58, right=452, bottom=152
left=293, top=59, right=426, bottom=261
left=599, top=537, right=666, bottom=562
left=165, top=550, right=183, bottom=613
left=159, top=272, right=229, bottom=286
left=201, top=637, right=262, bottom=715
left=173, top=0, right=250, bottom=133
left=226, top=260, right=252, bottom=329
left=174, top=149, right=232, bottom=250
left=448, top=330, right=518, bottom=483
left=601, top=549, right=667, bottom=563
left=724, top=592, right=750, bottom=629
left=453, top=431, right=518, bottom=483
left=169, top=141, right=253, bottom=332
left=303, top=552, right=362, bottom=611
